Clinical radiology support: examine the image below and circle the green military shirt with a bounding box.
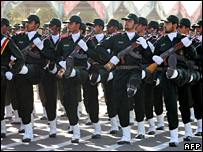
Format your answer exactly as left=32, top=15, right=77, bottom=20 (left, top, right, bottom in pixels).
left=1, top=33, right=24, bottom=74
left=12, top=31, right=56, bottom=67
left=56, top=33, right=95, bottom=67
left=95, top=32, right=151, bottom=66
left=154, top=31, right=197, bottom=68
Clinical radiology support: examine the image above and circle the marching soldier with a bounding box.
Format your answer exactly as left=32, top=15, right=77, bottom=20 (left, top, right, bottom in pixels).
left=95, top=13, right=151, bottom=144
left=12, top=14, right=56, bottom=142
left=56, top=15, right=96, bottom=143
left=151, top=15, right=197, bottom=146
left=1, top=31, right=24, bottom=138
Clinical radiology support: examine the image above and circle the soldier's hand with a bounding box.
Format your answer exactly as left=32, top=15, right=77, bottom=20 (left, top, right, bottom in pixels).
left=181, top=37, right=192, bottom=47
left=136, top=37, right=148, bottom=49
left=78, top=39, right=88, bottom=52
left=33, top=37, right=44, bottom=50
left=19, top=65, right=28, bottom=74
left=5, top=71, right=13, bottom=80
left=152, top=55, right=164, bottom=65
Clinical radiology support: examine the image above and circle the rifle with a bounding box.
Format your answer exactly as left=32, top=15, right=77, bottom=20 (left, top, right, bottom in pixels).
left=59, top=28, right=96, bottom=78
left=146, top=33, right=200, bottom=74
left=21, top=29, right=53, bottom=60
left=104, top=31, right=156, bottom=71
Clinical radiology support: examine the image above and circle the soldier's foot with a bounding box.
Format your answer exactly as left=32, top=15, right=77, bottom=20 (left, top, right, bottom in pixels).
left=135, top=134, right=145, bottom=139
left=156, top=126, right=164, bottom=130
left=169, top=142, right=179, bottom=147
left=22, top=138, right=31, bottom=142
left=195, top=132, right=202, bottom=136
left=92, top=134, right=101, bottom=139
left=90, top=62, right=100, bottom=85
left=71, top=139, right=79, bottom=143
left=187, top=60, right=195, bottom=76
left=127, top=74, right=138, bottom=98
left=49, top=133, right=56, bottom=138
left=183, top=136, right=192, bottom=141
left=166, top=55, right=177, bottom=79
left=117, top=140, right=130, bottom=145
left=64, top=56, right=74, bottom=78
left=148, top=131, right=155, bottom=135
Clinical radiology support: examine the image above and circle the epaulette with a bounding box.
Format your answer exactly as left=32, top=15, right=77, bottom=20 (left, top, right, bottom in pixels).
left=48, top=37, right=50, bottom=40
left=89, top=37, right=93, bottom=40
left=112, top=32, right=122, bottom=35
left=15, top=31, right=25, bottom=35
left=61, top=34, right=69, bottom=39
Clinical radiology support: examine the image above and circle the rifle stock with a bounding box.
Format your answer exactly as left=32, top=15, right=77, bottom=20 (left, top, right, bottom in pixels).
left=146, top=62, right=159, bottom=74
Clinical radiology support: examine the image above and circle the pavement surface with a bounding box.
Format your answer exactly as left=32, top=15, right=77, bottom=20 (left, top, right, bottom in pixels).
left=1, top=85, right=202, bottom=151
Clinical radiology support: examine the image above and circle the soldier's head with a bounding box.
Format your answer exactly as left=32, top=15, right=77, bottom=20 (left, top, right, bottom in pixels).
left=39, top=23, right=49, bottom=35
left=147, top=21, right=159, bottom=34
left=161, top=15, right=179, bottom=33
left=12, top=23, right=21, bottom=34
left=121, top=13, right=138, bottom=32
left=189, top=24, right=196, bottom=36
left=178, top=18, right=191, bottom=35
left=24, top=14, right=40, bottom=32
left=86, top=18, right=104, bottom=34
left=64, top=15, right=82, bottom=34
left=80, top=22, right=86, bottom=35
left=1, top=18, right=10, bottom=35
left=159, top=22, right=165, bottom=35
left=118, top=22, right=123, bottom=33
left=136, top=17, right=148, bottom=35
left=48, top=18, right=61, bottom=35
left=106, top=19, right=119, bottom=34
left=193, top=20, right=202, bottom=35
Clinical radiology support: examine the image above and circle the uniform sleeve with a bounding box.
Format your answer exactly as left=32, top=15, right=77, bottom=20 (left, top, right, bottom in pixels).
left=55, top=40, right=64, bottom=63
left=185, top=44, right=198, bottom=60
left=40, top=39, right=56, bottom=61
left=7, top=39, right=24, bottom=74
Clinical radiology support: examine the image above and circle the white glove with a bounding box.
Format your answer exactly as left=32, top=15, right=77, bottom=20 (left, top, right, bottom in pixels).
left=136, top=37, right=148, bottom=49
left=110, top=56, right=120, bottom=65
left=181, top=37, right=192, bottom=47
left=78, top=39, right=88, bottom=52
left=152, top=55, right=164, bottom=65
left=19, top=65, right=28, bottom=74
left=59, top=61, right=66, bottom=69
left=10, top=55, right=16, bottom=61
left=5, top=71, right=13, bottom=80
left=147, top=41, right=155, bottom=53
left=33, top=37, right=44, bottom=50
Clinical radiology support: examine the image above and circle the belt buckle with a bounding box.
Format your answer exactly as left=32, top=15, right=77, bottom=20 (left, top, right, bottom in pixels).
left=125, top=66, right=128, bottom=69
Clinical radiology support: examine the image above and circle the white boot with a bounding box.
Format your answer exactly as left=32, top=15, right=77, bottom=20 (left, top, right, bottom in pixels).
left=11, top=110, right=21, bottom=124
left=118, top=126, right=131, bottom=144
left=129, top=110, right=135, bottom=125
left=1, top=120, right=7, bottom=138
left=49, top=117, right=57, bottom=137
left=190, top=108, right=195, bottom=122
left=5, top=104, right=13, bottom=119
left=22, top=122, right=33, bottom=142
left=136, top=121, right=145, bottom=139
left=169, top=128, right=179, bottom=146
left=195, top=119, right=202, bottom=136
left=157, top=114, right=165, bottom=129
left=92, top=122, right=101, bottom=138
left=147, top=118, right=156, bottom=135
left=185, top=122, right=193, bottom=137
left=71, top=123, right=80, bottom=143
left=110, top=116, right=119, bottom=134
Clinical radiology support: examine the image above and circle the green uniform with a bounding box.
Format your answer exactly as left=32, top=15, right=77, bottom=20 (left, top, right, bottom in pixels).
left=56, top=33, right=95, bottom=125
left=154, top=32, right=197, bottom=130
left=95, top=32, right=152, bottom=127
left=1, top=32, right=24, bottom=121
left=13, top=31, right=56, bottom=124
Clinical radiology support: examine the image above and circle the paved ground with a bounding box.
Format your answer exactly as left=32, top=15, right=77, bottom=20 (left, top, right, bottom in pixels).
left=1, top=85, right=202, bottom=151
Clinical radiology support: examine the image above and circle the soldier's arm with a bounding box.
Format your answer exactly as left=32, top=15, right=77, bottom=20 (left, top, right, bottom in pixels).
left=184, top=44, right=198, bottom=60
left=40, top=39, right=56, bottom=61
left=7, top=39, right=24, bottom=74
left=55, top=40, right=64, bottom=63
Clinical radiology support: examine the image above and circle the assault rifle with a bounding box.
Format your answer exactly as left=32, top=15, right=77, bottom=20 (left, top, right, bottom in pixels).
left=146, top=32, right=200, bottom=74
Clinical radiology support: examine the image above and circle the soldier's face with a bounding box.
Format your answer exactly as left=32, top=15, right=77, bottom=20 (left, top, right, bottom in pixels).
left=26, top=21, right=39, bottom=32
left=93, top=25, right=102, bottom=34
left=164, top=22, right=175, bottom=33
left=1, top=25, right=9, bottom=35
left=178, top=26, right=186, bottom=34
left=136, top=24, right=144, bottom=33
left=68, top=22, right=80, bottom=33
left=147, top=27, right=153, bottom=34
left=196, top=26, right=202, bottom=35
left=49, top=25, right=60, bottom=35
left=107, top=26, right=115, bottom=34
left=124, top=19, right=137, bottom=31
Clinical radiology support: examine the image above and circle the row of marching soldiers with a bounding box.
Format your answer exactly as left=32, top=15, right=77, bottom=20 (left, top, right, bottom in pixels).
left=1, top=13, right=202, bottom=147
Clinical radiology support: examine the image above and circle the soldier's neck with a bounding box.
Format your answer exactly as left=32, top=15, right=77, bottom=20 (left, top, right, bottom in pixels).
left=138, top=31, right=145, bottom=36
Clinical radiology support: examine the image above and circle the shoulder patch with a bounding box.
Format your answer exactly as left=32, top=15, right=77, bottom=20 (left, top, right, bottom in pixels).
left=61, top=34, right=69, bottom=39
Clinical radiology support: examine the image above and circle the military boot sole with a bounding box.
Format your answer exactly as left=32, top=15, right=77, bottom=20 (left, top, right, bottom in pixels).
left=167, top=55, right=177, bottom=79
left=183, top=136, right=192, bottom=141
left=49, top=133, right=56, bottom=138
left=169, top=142, right=179, bottom=147
left=92, top=134, right=101, bottom=139
left=90, top=63, right=100, bottom=85
left=22, top=138, right=31, bottom=142
left=64, top=56, right=74, bottom=78
left=127, top=75, right=138, bottom=98
left=135, top=134, right=145, bottom=139
left=117, top=141, right=131, bottom=145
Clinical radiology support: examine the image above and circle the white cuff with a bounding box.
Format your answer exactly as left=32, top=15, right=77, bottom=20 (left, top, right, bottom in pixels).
left=70, top=69, right=76, bottom=77
left=110, top=56, right=120, bottom=65
left=19, top=65, right=28, bottom=74
left=86, top=61, right=91, bottom=70
left=5, top=71, right=13, bottom=80
left=147, top=41, right=155, bottom=53
left=59, top=61, right=66, bottom=69
left=142, top=70, right=146, bottom=79
left=181, top=37, right=192, bottom=47
left=78, top=39, right=88, bottom=52
left=107, top=72, right=113, bottom=82
left=49, top=64, right=57, bottom=74
left=152, top=55, right=164, bottom=65
left=33, top=37, right=44, bottom=50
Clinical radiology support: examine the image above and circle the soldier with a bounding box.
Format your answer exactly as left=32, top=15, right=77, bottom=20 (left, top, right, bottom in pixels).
left=95, top=13, right=150, bottom=144
left=12, top=14, right=56, bottom=142
left=1, top=18, right=10, bottom=36
left=56, top=15, right=96, bottom=143
left=152, top=15, right=197, bottom=146
left=190, top=20, right=202, bottom=136
left=86, top=26, right=92, bottom=35
left=159, top=22, right=165, bottom=35
left=147, top=21, right=159, bottom=34
left=189, top=24, right=196, bottom=37
left=119, top=22, right=124, bottom=33
left=1, top=31, right=24, bottom=138
left=12, top=23, right=21, bottom=35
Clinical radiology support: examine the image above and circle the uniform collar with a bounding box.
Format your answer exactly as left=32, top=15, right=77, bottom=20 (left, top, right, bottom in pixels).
left=95, top=33, right=104, bottom=42
left=72, top=32, right=80, bottom=43
left=167, top=31, right=177, bottom=42
left=27, top=31, right=37, bottom=41
left=126, top=31, right=136, bottom=41
left=51, top=34, right=60, bottom=44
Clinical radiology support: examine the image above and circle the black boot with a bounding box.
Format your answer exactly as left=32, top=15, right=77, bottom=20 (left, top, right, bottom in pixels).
left=90, top=62, right=100, bottom=85
left=127, top=74, right=138, bottom=98
left=64, top=56, right=74, bottom=78
left=166, top=55, right=177, bottom=79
